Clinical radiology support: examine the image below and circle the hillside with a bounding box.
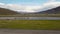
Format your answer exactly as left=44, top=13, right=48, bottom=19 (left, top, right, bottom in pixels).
left=0, top=7, right=60, bottom=17
left=38, top=6, right=60, bottom=14
left=0, top=8, right=19, bottom=15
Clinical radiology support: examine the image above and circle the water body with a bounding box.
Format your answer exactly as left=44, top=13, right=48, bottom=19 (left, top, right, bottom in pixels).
left=0, top=17, right=60, bottom=20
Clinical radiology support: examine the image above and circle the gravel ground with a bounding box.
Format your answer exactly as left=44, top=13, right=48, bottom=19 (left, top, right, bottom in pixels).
left=0, top=29, right=60, bottom=34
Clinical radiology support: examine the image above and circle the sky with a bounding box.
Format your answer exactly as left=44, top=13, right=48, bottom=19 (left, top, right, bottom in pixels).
left=0, top=0, right=60, bottom=13
left=0, top=0, right=49, bottom=5
left=0, top=0, right=60, bottom=5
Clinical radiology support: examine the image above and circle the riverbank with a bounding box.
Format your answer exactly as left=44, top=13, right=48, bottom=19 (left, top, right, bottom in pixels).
left=0, top=14, right=60, bottom=17
left=0, top=17, right=60, bottom=20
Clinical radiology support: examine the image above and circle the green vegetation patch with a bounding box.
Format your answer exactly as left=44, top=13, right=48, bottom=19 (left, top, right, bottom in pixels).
left=0, top=20, right=60, bottom=30
left=0, top=14, right=60, bottom=17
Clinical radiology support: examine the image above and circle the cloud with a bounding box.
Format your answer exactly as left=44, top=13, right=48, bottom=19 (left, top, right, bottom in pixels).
left=0, top=0, right=60, bottom=13
left=41, top=2, right=60, bottom=11
left=49, top=0, right=57, bottom=2
left=0, top=3, right=42, bottom=13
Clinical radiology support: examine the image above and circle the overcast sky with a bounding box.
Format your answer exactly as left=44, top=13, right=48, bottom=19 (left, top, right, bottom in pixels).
left=0, top=0, right=60, bottom=13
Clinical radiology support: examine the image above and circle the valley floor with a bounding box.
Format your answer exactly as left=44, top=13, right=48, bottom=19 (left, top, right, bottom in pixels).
left=0, top=14, right=60, bottom=17
left=0, top=20, right=60, bottom=30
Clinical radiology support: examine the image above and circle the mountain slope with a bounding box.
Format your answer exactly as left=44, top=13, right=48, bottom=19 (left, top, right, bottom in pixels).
left=38, top=6, right=60, bottom=14
left=0, top=8, right=19, bottom=15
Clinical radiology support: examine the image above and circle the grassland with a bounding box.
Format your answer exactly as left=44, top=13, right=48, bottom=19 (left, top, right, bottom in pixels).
left=0, top=20, right=60, bottom=30
left=0, top=14, right=60, bottom=17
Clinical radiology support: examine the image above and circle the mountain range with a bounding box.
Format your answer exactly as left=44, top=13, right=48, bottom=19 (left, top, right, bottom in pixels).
left=0, top=6, right=60, bottom=15
left=0, top=8, right=19, bottom=15
left=38, top=6, right=60, bottom=14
